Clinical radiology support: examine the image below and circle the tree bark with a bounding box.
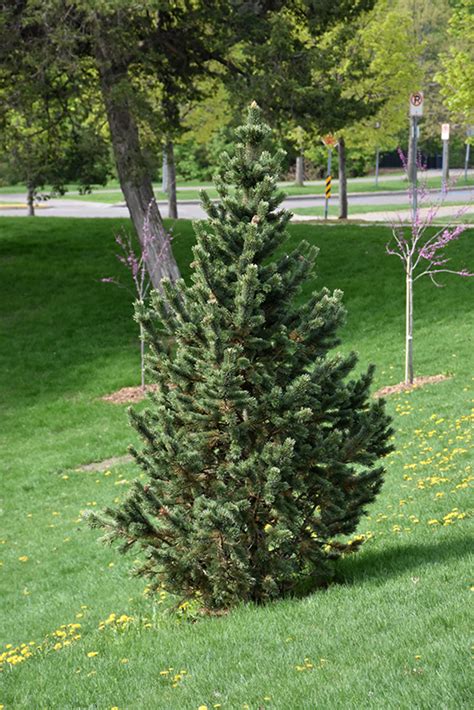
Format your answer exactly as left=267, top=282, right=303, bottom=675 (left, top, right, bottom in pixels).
left=295, top=154, right=304, bottom=186
left=95, top=42, right=180, bottom=291
left=166, top=140, right=178, bottom=219
left=27, top=184, right=35, bottom=216
left=338, top=136, right=348, bottom=219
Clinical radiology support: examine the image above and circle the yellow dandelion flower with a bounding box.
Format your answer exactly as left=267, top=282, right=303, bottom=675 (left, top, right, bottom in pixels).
left=87, top=651, right=99, bottom=658
left=18, top=555, right=29, bottom=562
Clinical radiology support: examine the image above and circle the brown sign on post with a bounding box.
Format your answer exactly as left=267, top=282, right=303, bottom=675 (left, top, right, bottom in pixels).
left=321, top=134, right=338, bottom=148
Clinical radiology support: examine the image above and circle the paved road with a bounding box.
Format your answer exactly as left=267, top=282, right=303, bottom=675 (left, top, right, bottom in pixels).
left=6, top=167, right=468, bottom=197
left=1, top=185, right=473, bottom=220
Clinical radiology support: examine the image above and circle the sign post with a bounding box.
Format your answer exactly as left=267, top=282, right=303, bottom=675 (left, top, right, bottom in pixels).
left=441, top=123, right=450, bottom=194
left=374, top=121, right=381, bottom=188
left=409, top=92, right=424, bottom=220
left=465, top=126, right=474, bottom=183
left=322, top=135, right=337, bottom=220
left=162, top=148, right=168, bottom=193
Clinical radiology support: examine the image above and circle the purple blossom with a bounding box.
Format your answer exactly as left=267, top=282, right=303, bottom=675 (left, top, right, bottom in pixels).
left=100, top=199, right=173, bottom=388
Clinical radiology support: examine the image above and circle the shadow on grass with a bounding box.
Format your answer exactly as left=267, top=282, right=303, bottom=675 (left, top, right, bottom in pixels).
left=338, top=533, right=472, bottom=586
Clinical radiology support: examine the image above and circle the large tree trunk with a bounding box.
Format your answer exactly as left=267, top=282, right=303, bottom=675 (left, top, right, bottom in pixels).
left=338, top=136, right=348, bottom=220
left=27, top=183, right=35, bottom=216
left=166, top=140, right=178, bottom=219
left=95, top=44, right=180, bottom=290
left=295, top=154, right=304, bottom=187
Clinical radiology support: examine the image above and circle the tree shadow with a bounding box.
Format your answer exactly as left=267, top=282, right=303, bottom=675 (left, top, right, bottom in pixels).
left=337, top=533, right=472, bottom=587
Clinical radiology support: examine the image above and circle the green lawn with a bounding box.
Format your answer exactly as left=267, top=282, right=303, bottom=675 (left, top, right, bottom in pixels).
left=291, top=199, right=471, bottom=219
left=1, top=218, right=473, bottom=709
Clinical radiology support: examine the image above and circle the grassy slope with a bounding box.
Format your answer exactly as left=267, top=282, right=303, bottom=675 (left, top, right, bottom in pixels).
left=291, top=200, right=470, bottom=217
left=0, top=218, right=473, bottom=709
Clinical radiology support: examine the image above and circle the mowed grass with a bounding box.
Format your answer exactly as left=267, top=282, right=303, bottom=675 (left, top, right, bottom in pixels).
left=0, top=217, right=473, bottom=709
left=291, top=199, right=472, bottom=218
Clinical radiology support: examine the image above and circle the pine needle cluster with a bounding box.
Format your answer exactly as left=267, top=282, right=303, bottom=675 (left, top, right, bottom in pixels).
left=88, top=105, right=393, bottom=609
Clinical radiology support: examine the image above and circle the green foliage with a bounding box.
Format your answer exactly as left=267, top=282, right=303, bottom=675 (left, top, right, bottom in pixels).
left=89, top=107, right=393, bottom=608
left=0, top=5, right=112, bottom=196
left=436, top=0, right=474, bottom=126
left=345, top=1, right=423, bottom=154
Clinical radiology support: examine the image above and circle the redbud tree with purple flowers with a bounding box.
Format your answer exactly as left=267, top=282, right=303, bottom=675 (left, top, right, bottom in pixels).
left=386, top=151, right=473, bottom=385
left=102, top=203, right=173, bottom=389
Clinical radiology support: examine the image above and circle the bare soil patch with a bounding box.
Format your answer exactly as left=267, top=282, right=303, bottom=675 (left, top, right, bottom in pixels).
left=374, top=374, right=451, bottom=398
left=102, top=374, right=451, bottom=407
left=76, top=454, right=133, bottom=472
left=101, top=384, right=158, bottom=404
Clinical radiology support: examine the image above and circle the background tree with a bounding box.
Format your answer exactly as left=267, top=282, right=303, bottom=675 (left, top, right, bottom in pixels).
left=227, top=2, right=382, bottom=218
left=88, top=106, right=393, bottom=609
left=1, top=0, right=293, bottom=289
left=0, top=10, right=110, bottom=214
left=345, top=1, right=424, bottom=174
left=396, top=0, right=452, bottom=173
left=436, top=0, right=474, bottom=126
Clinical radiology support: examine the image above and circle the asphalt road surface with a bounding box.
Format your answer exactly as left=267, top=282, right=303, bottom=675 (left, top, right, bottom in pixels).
left=0, top=185, right=473, bottom=221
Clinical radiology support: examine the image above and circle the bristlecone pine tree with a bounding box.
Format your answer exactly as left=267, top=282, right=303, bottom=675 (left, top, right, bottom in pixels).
left=88, top=105, right=393, bottom=609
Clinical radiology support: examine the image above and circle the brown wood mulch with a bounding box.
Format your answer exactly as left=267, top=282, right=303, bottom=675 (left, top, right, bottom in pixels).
left=101, top=384, right=159, bottom=404
left=87, top=373, right=450, bottom=474
left=374, top=374, right=451, bottom=398
left=102, top=374, right=451, bottom=406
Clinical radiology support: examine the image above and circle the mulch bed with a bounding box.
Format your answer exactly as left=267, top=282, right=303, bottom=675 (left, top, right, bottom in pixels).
left=374, top=374, right=451, bottom=398
left=101, top=384, right=158, bottom=404
left=102, top=374, right=451, bottom=406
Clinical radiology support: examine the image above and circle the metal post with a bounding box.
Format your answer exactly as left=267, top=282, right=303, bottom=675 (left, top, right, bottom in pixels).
left=375, top=147, right=380, bottom=188
left=162, top=148, right=168, bottom=193
left=442, top=138, right=449, bottom=194
left=324, top=148, right=332, bottom=220
left=411, top=116, right=418, bottom=221
left=465, top=142, right=470, bottom=183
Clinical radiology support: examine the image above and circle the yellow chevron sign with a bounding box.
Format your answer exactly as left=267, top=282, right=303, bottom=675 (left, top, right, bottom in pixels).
left=325, top=176, right=332, bottom=199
